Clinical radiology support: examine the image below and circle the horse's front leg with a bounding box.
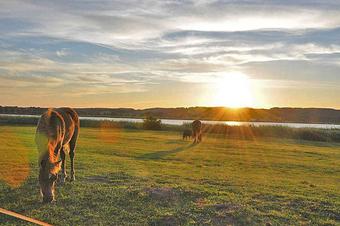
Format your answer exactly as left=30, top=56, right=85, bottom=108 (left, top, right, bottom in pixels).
left=198, top=133, right=202, bottom=143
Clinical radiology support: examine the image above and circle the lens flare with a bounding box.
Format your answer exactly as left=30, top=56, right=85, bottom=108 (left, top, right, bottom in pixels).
left=0, top=127, right=30, bottom=188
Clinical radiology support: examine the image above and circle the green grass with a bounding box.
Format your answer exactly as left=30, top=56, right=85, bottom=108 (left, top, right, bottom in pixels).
left=0, top=125, right=339, bottom=225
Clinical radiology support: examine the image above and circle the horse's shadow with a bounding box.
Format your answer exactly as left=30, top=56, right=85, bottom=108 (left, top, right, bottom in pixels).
left=136, top=143, right=197, bottom=160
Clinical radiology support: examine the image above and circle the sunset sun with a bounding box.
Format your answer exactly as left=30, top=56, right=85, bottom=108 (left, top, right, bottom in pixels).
left=213, top=72, right=253, bottom=108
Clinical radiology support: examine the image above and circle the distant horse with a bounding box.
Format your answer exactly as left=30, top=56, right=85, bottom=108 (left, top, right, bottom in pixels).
left=192, top=120, right=202, bottom=143
left=35, top=108, right=79, bottom=203
left=182, top=129, right=192, bottom=140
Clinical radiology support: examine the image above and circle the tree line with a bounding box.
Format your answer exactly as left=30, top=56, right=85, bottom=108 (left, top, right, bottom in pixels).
left=1, top=106, right=340, bottom=124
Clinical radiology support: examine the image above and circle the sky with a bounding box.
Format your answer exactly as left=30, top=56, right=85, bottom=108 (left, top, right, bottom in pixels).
left=1, top=0, right=340, bottom=109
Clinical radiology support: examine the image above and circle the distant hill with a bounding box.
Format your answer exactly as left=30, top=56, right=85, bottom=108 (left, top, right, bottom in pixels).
left=1, top=106, right=340, bottom=124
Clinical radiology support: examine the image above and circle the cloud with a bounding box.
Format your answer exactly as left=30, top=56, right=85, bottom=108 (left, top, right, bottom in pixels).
left=56, top=49, right=70, bottom=57
left=2, top=1, right=340, bottom=43
left=1, top=0, right=340, bottom=107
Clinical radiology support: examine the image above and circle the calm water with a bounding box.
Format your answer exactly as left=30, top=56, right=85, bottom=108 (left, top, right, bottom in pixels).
left=2, top=114, right=340, bottom=129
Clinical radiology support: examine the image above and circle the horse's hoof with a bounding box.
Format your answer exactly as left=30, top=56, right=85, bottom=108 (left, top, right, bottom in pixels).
left=58, top=180, right=65, bottom=185
left=70, top=176, right=76, bottom=182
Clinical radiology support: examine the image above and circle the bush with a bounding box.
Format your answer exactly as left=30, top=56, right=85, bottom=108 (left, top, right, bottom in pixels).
left=80, top=119, right=141, bottom=129
left=295, top=129, right=329, bottom=142
left=0, top=115, right=38, bottom=125
left=143, top=116, right=162, bottom=130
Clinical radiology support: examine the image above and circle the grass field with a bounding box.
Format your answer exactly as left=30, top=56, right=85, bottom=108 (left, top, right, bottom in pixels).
left=0, top=125, right=339, bottom=225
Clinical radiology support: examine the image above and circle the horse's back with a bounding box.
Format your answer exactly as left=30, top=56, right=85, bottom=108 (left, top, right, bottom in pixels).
left=192, top=120, right=202, bottom=131
left=36, top=108, right=79, bottom=146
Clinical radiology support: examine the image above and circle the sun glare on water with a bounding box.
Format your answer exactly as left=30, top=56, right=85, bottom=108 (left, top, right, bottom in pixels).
left=212, top=72, right=253, bottom=108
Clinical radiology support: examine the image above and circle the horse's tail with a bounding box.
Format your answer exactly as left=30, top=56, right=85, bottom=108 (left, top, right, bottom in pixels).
left=57, top=107, right=80, bottom=128
left=47, top=108, right=58, bottom=126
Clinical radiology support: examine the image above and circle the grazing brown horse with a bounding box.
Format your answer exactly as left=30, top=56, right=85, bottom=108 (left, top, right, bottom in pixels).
left=35, top=108, right=79, bottom=203
left=182, top=129, right=192, bottom=140
left=192, top=120, right=202, bottom=143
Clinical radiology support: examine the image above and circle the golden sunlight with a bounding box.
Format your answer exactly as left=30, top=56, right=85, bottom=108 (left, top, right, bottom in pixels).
left=212, top=72, right=253, bottom=108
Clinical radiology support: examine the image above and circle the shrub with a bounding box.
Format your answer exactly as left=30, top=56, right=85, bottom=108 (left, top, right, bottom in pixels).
left=143, top=116, right=162, bottom=130
left=295, top=129, right=329, bottom=142
left=0, top=115, right=38, bottom=125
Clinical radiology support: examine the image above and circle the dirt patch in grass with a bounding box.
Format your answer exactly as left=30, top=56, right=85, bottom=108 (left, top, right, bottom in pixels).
left=252, top=193, right=286, bottom=202
left=210, top=203, right=241, bottom=211
left=209, top=214, right=237, bottom=226
left=300, top=180, right=316, bottom=188
left=145, top=187, right=179, bottom=202
left=86, top=175, right=110, bottom=183
left=149, top=215, right=180, bottom=226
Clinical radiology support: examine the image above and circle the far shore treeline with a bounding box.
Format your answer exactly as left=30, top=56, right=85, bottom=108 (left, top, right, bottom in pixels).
left=1, top=106, right=340, bottom=124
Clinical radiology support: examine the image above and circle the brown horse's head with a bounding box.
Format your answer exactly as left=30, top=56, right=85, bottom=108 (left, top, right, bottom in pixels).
left=39, top=158, right=62, bottom=203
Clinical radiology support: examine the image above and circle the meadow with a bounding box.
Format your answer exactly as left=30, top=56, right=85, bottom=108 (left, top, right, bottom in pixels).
left=0, top=125, right=339, bottom=225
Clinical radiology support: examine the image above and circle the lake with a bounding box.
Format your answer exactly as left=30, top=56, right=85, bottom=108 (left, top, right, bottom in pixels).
left=1, top=114, right=340, bottom=129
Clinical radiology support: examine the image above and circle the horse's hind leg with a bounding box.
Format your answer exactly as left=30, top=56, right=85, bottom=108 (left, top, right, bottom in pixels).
left=69, top=127, right=79, bottom=182
left=69, top=150, right=75, bottom=181
left=60, top=148, right=67, bottom=183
